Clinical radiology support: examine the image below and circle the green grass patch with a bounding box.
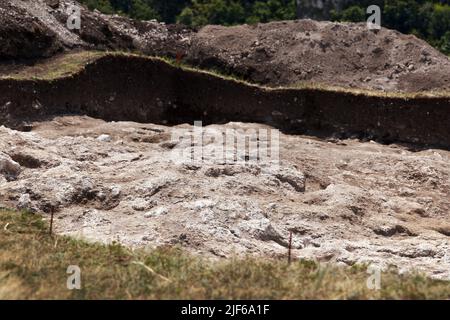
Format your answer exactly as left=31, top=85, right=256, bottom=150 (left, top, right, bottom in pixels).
left=0, top=51, right=106, bottom=81
left=0, top=209, right=449, bottom=299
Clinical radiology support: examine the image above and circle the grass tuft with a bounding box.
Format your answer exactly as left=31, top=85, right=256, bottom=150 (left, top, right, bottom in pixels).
left=0, top=209, right=449, bottom=299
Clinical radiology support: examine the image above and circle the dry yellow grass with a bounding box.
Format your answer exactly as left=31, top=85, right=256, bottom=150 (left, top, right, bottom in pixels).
left=0, top=209, right=449, bottom=300
left=0, top=51, right=105, bottom=81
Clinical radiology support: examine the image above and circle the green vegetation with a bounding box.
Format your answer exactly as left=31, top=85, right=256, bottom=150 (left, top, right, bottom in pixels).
left=0, top=209, right=449, bottom=299
left=0, top=51, right=106, bottom=81
left=177, top=0, right=296, bottom=26
left=79, top=0, right=296, bottom=25
left=332, top=0, right=450, bottom=55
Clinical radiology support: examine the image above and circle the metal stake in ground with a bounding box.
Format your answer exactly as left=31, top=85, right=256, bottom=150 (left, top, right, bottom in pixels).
left=49, top=208, right=55, bottom=236
left=288, top=231, right=293, bottom=264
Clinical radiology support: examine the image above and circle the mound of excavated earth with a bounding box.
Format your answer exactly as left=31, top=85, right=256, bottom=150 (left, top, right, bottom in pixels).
left=2, top=0, right=450, bottom=92
left=0, top=0, right=191, bottom=60
left=0, top=116, right=449, bottom=279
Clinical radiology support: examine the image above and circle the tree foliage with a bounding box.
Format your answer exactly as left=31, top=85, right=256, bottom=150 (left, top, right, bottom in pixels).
left=335, top=1, right=450, bottom=54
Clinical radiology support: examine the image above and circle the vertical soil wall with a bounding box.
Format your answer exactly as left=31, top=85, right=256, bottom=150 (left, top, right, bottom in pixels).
left=0, top=55, right=449, bottom=148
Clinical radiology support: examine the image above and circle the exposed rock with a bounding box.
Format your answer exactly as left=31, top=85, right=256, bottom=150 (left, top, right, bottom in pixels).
left=144, top=206, right=168, bottom=218
left=373, top=224, right=417, bottom=237
left=110, top=186, right=121, bottom=198
left=271, top=167, right=306, bottom=192
left=130, top=198, right=154, bottom=212
left=0, top=152, right=21, bottom=181
left=96, top=134, right=112, bottom=142
left=10, top=152, right=42, bottom=169
left=256, top=224, right=289, bottom=248
left=44, top=0, right=60, bottom=9
left=0, top=113, right=449, bottom=280
left=17, top=193, right=33, bottom=211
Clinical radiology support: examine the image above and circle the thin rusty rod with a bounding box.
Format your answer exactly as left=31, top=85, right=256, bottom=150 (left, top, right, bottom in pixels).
left=49, top=209, right=54, bottom=236
left=288, top=231, right=293, bottom=264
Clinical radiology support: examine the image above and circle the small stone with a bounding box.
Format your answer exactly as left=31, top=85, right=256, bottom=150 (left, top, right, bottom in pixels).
left=32, top=100, right=42, bottom=110
left=266, top=167, right=305, bottom=192
left=131, top=198, right=154, bottom=211
left=96, top=134, right=112, bottom=142
left=110, top=186, right=121, bottom=198
left=0, top=152, right=21, bottom=181
left=44, top=0, right=60, bottom=9
left=144, top=206, right=168, bottom=218
left=96, top=192, right=106, bottom=201
left=17, top=194, right=33, bottom=211
left=193, top=199, right=215, bottom=210
left=372, top=47, right=383, bottom=54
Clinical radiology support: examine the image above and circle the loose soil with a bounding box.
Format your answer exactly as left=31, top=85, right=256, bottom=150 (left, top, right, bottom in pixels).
left=2, top=0, right=450, bottom=93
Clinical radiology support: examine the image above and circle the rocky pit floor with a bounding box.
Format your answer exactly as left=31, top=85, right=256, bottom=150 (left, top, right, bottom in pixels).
left=0, top=116, right=449, bottom=280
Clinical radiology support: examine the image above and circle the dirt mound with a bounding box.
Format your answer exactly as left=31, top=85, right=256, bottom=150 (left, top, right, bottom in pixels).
left=1, top=0, right=191, bottom=58
left=187, top=20, right=450, bottom=92
left=2, top=1, right=450, bottom=93
left=0, top=116, right=449, bottom=279
left=0, top=2, right=62, bottom=59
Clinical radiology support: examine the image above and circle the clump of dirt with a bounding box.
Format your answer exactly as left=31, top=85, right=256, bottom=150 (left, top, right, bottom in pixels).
left=3, top=0, right=450, bottom=93
left=1, top=0, right=192, bottom=58
left=187, top=20, right=450, bottom=92
left=0, top=1, right=62, bottom=59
